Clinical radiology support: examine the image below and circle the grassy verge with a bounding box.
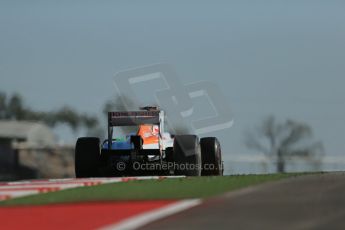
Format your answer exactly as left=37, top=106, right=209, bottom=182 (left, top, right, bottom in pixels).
left=0, top=173, right=301, bottom=206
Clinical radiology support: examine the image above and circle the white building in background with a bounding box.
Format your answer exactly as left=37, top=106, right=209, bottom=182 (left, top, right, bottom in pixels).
left=0, top=121, right=56, bottom=179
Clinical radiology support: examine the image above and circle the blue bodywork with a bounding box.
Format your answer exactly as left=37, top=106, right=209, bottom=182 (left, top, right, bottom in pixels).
left=101, top=135, right=134, bottom=150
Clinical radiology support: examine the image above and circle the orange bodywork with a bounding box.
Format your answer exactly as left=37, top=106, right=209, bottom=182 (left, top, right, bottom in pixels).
left=137, top=125, right=159, bottom=145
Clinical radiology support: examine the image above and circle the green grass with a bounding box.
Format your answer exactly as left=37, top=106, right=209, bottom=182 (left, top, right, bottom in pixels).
left=0, top=174, right=301, bottom=206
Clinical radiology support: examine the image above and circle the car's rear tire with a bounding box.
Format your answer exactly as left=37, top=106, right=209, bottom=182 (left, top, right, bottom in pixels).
left=75, top=137, right=101, bottom=178
left=173, top=135, right=201, bottom=176
left=200, top=137, right=223, bottom=176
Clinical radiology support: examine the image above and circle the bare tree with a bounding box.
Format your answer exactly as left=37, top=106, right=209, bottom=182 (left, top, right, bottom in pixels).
left=245, top=116, right=324, bottom=173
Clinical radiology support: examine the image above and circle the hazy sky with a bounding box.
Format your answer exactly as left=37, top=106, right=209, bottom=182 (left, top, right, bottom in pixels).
left=1, top=1, right=345, bottom=169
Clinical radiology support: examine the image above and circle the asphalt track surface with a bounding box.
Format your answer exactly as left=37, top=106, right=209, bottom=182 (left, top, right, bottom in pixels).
left=141, top=173, right=345, bottom=230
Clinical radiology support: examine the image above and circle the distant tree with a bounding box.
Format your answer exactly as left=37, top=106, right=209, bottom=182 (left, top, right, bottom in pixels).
left=102, top=94, right=137, bottom=116
left=0, top=91, right=99, bottom=132
left=54, top=106, right=81, bottom=131
left=0, top=92, right=7, bottom=119
left=80, top=114, right=99, bottom=130
left=7, top=93, right=25, bottom=120
left=245, top=116, right=324, bottom=173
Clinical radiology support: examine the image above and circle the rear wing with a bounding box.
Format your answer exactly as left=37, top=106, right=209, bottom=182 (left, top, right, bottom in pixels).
left=108, top=111, right=162, bottom=126
left=107, top=110, right=165, bottom=150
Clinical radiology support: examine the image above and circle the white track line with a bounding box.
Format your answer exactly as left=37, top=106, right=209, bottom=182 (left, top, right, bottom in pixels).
left=0, top=176, right=185, bottom=201
left=98, top=199, right=202, bottom=230
left=0, top=184, right=82, bottom=190
left=0, top=191, right=38, bottom=198
left=4, top=178, right=120, bottom=185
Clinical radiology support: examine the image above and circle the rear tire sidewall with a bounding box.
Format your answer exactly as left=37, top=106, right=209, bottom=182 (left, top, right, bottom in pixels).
left=75, top=137, right=101, bottom=178
left=200, top=137, right=223, bottom=176
left=173, top=135, right=201, bottom=176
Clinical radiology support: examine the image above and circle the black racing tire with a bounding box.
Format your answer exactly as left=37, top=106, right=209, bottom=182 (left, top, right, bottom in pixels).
left=173, top=135, right=201, bottom=176
left=75, top=137, right=101, bottom=178
left=200, top=137, right=223, bottom=176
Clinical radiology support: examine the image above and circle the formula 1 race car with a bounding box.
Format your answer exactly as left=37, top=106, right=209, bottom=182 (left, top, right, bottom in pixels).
left=75, top=106, right=223, bottom=177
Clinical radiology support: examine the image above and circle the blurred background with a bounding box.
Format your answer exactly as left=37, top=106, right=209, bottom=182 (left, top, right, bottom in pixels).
left=1, top=0, right=344, bottom=180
